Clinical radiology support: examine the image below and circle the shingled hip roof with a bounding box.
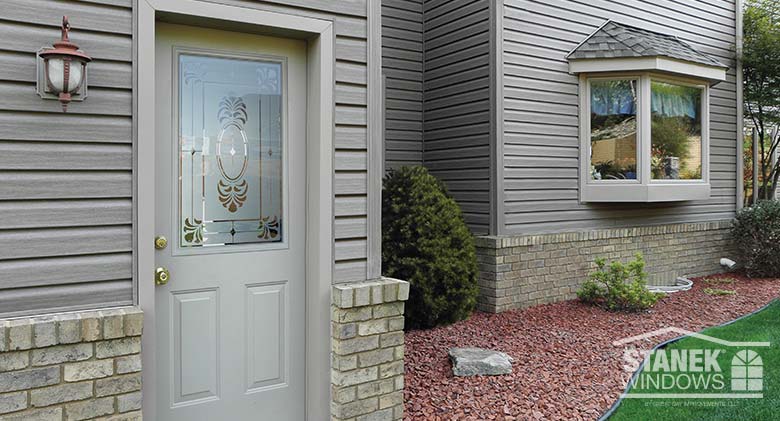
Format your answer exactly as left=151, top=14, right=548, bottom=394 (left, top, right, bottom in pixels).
left=567, top=20, right=728, bottom=69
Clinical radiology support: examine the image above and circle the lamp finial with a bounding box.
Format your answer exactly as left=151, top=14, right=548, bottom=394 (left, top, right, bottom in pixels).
left=61, top=16, right=70, bottom=42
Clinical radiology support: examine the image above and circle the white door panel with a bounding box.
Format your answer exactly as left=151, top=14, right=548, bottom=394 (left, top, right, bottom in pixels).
left=155, top=23, right=306, bottom=421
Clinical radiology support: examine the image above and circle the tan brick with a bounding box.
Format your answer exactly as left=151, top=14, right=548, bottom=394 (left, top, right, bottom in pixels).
left=334, top=335, right=379, bottom=355
left=357, top=348, right=394, bottom=368
left=102, top=309, right=125, bottom=339
left=65, top=397, right=114, bottom=421
left=95, top=373, right=142, bottom=397
left=64, top=359, right=114, bottom=381
left=0, top=352, right=28, bottom=373
left=115, top=354, right=142, bottom=374
left=30, top=381, right=93, bottom=407
left=7, top=320, right=32, bottom=351
left=332, top=367, right=378, bottom=387
left=31, top=343, right=92, bottom=366
left=0, top=391, right=27, bottom=415
left=2, top=407, right=61, bottom=421
left=356, top=378, right=394, bottom=399
left=80, top=311, right=103, bottom=342
left=96, top=337, right=141, bottom=359
left=358, top=319, right=388, bottom=336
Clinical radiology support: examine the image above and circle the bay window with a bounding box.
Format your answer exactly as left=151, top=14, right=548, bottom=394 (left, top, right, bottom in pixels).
left=579, top=74, right=711, bottom=202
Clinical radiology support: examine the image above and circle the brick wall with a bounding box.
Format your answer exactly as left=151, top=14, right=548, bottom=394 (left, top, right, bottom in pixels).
left=0, top=308, right=142, bottom=420
left=331, top=278, right=409, bottom=421
left=476, top=221, right=734, bottom=313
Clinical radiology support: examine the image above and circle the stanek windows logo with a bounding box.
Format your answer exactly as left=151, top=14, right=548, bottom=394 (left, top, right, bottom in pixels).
left=614, top=327, right=770, bottom=399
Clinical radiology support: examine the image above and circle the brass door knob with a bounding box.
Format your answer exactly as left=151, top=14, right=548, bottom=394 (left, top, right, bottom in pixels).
left=155, top=267, right=170, bottom=285
left=155, top=235, right=168, bottom=250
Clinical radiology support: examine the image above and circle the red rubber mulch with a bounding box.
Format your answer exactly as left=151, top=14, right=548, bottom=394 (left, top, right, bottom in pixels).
left=403, top=274, right=780, bottom=420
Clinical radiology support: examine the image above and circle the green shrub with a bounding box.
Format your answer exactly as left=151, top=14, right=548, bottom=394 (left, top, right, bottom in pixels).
left=577, top=253, right=663, bottom=312
left=703, top=288, right=737, bottom=296
left=382, top=166, right=478, bottom=329
left=732, top=200, right=780, bottom=278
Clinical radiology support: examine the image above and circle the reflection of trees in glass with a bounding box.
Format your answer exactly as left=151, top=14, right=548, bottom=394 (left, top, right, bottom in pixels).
left=590, top=80, right=638, bottom=180
left=651, top=82, right=702, bottom=180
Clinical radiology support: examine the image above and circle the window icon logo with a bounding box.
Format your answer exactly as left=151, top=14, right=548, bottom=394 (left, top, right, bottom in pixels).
left=731, top=350, right=763, bottom=392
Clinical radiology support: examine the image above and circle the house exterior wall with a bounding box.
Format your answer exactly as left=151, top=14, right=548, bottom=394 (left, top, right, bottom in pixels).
left=0, top=0, right=135, bottom=318
left=383, top=0, right=424, bottom=170
left=473, top=0, right=742, bottom=311
left=475, top=221, right=734, bottom=312
left=423, top=0, right=492, bottom=234
left=382, top=0, right=492, bottom=233
left=499, top=0, right=740, bottom=234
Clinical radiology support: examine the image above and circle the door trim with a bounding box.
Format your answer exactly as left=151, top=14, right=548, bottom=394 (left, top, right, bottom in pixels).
left=135, top=1, right=334, bottom=419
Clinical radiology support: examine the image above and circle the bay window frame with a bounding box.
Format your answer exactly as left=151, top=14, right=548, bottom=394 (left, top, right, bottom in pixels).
left=579, top=72, right=711, bottom=203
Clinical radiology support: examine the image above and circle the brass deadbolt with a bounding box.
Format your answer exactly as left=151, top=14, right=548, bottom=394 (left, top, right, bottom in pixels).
left=155, top=235, right=168, bottom=250
left=155, top=267, right=170, bottom=286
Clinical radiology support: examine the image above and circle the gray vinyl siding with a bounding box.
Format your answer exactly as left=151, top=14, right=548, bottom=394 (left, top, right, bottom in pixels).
left=0, top=0, right=134, bottom=317
left=383, top=0, right=424, bottom=170
left=501, top=0, right=739, bottom=235
left=0, top=0, right=375, bottom=317
left=423, top=0, right=492, bottom=234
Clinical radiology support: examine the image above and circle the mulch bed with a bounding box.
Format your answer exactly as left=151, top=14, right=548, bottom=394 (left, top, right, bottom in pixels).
left=403, top=274, right=780, bottom=420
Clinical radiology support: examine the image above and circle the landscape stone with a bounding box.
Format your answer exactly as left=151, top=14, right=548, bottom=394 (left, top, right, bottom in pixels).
left=449, top=347, right=513, bottom=376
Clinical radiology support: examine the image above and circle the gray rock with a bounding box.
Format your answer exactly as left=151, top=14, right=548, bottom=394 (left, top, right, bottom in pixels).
left=449, top=347, right=513, bottom=376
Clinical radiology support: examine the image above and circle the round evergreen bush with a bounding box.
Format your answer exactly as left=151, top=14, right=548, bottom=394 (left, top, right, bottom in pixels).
left=732, top=200, right=780, bottom=278
left=382, top=166, right=479, bottom=329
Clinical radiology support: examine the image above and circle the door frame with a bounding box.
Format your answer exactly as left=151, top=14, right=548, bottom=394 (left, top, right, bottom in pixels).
left=135, top=0, right=334, bottom=418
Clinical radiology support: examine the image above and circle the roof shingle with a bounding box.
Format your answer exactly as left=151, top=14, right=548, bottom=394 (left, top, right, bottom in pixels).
left=567, top=21, right=727, bottom=68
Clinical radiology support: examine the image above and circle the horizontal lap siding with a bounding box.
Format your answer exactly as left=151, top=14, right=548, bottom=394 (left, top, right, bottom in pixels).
left=501, top=0, right=738, bottom=235
left=423, top=0, right=491, bottom=234
left=383, top=0, right=424, bottom=169
left=0, top=0, right=134, bottom=317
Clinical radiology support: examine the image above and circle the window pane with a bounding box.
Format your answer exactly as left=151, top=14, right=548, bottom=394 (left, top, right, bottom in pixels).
left=590, top=80, right=638, bottom=181
left=179, top=54, right=283, bottom=247
left=651, top=81, right=703, bottom=180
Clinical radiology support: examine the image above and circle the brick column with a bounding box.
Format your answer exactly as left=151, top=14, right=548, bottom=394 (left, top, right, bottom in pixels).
left=331, top=277, right=409, bottom=421
left=0, top=307, right=143, bottom=420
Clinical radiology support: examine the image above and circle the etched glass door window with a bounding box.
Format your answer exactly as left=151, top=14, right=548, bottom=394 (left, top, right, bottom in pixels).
left=178, top=53, right=283, bottom=247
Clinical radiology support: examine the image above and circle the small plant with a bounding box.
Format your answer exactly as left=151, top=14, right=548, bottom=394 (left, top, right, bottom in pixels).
left=577, top=253, right=663, bottom=312
left=703, top=288, right=737, bottom=296
left=702, top=277, right=738, bottom=285
left=382, top=166, right=479, bottom=329
left=731, top=200, right=780, bottom=278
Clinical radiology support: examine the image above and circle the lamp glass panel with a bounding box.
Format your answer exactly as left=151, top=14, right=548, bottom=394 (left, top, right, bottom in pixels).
left=46, top=57, right=83, bottom=93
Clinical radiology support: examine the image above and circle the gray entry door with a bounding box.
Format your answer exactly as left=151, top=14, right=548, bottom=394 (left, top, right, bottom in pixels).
left=154, top=22, right=307, bottom=421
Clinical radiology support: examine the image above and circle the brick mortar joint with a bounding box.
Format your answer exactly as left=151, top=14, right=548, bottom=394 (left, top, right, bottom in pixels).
left=475, top=220, right=734, bottom=249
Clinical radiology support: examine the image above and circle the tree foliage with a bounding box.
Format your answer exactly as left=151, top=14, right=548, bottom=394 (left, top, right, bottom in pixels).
left=743, top=1, right=780, bottom=200
left=382, top=166, right=479, bottom=329
left=732, top=200, right=780, bottom=278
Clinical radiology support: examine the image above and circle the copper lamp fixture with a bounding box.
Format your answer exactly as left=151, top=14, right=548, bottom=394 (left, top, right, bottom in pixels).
left=37, top=16, right=91, bottom=112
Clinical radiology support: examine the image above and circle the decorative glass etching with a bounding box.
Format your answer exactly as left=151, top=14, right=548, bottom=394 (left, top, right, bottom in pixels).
left=590, top=79, right=639, bottom=181
left=179, top=53, right=283, bottom=247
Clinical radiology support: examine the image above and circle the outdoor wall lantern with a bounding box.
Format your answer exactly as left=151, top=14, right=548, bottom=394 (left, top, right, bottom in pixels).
left=37, top=16, right=91, bottom=112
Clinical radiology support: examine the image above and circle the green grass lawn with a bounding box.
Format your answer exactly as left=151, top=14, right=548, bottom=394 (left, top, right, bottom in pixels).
left=608, top=300, right=780, bottom=421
